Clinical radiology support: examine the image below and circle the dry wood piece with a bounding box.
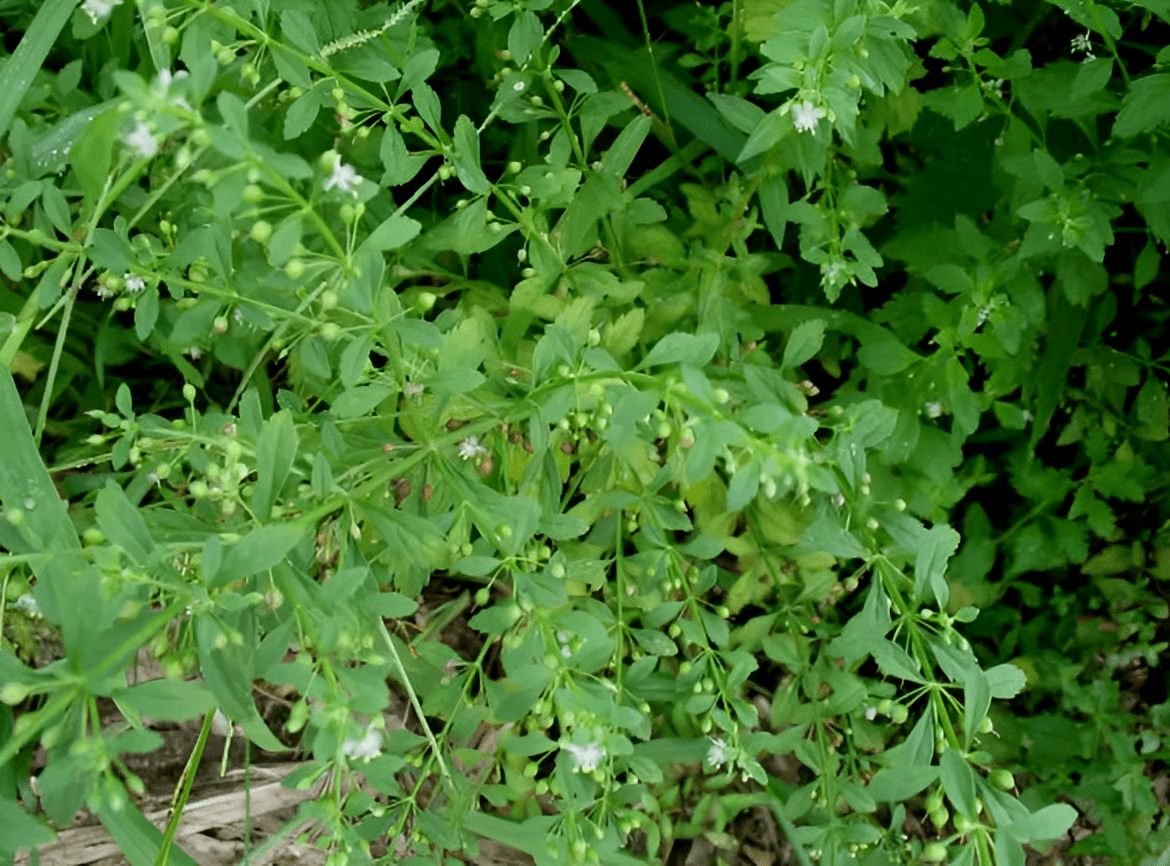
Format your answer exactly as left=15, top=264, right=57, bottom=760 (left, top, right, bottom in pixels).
left=14, top=763, right=326, bottom=866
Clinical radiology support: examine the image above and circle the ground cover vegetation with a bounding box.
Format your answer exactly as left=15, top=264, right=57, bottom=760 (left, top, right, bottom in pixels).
left=0, top=0, right=1167, bottom=863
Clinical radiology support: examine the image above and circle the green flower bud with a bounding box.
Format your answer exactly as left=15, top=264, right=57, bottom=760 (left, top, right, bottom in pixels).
left=284, top=258, right=306, bottom=279
left=416, top=291, right=437, bottom=311
left=162, top=26, right=179, bottom=45
left=182, top=383, right=196, bottom=403
left=989, top=769, right=1014, bottom=790
left=320, top=322, right=342, bottom=341
left=890, top=704, right=908, bottom=724
left=921, top=842, right=947, bottom=863
left=242, top=183, right=264, bottom=203
left=249, top=220, right=273, bottom=244
left=474, top=587, right=490, bottom=606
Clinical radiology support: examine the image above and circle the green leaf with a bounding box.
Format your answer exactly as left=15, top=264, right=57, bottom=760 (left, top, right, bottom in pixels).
left=95, top=481, right=153, bottom=565
left=0, top=240, right=20, bottom=281
left=452, top=114, right=491, bottom=195
left=218, top=523, right=306, bottom=585
left=915, top=522, right=960, bottom=608
left=782, top=319, right=825, bottom=369
left=1134, top=373, right=1169, bottom=441
left=284, top=86, right=325, bottom=140
left=0, top=795, right=55, bottom=856
left=871, top=638, right=925, bottom=683
left=93, top=789, right=199, bottom=866
left=985, top=663, right=1027, bottom=699
left=1004, top=803, right=1077, bottom=844
left=639, top=332, right=719, bottom=368
left=360, top=214, right=422, bottom=254
left=758, top=174, right=789, bottom=251
left=507, top=11, right=543, bottom=67
left=940, top=748, right=979, bottom=819
left=0, top=0, right=77, bottom=141
left=194, top=617, right=285, bottom=752
left=601, top=114, right=652, bottom=180
left=114, top=679, right=214, bottom=722
left=252, top=410, right=298, bottom=522
left=963, top=667, right=991, bottom=750
left=1113, top=73, right=1170, bottom=139
left=1135, top=240, right=1161, bottom=289
left=1028, top=290, right=1088, bottom=452
left=867, top=766, right=938, bottom=802
left=280, top=9, right=319, bottom=54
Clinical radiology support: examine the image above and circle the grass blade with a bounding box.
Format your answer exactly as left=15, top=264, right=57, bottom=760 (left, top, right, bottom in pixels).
left=0, top=0, right=79, bottom=141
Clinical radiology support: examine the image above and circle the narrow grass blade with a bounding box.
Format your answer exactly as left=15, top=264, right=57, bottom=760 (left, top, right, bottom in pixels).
left=0, top=0, right=79, bottom=141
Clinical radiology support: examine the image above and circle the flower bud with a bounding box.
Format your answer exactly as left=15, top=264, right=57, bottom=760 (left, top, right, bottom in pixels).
left=249, top=220, right=273, bottom=244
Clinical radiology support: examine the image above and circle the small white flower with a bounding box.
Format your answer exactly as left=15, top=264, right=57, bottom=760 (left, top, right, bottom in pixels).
left=123, top=122, right=158, bottom=159
left=147, top=471, right=160, bottom=487
left=14, top=594, right=41, bottom=618
left=513, top=80, right=526, bottom=92
left=186, top=347, right=202, bottom=360
left=403, top=381, right=424, bottom=398
left=324, top=162, right=362, bottom=195
left=563, top=741, right=605, bottom=773
left=124, top=274, right=145, bottom=294
left=864, top=706, right=878, bottom=721
left=832, top=492, right=845, bottom=508
left=156, top=69, right=188, bottom=90
left=343, top=725, right=384, bottom=761
left=923, top=401, right=943, bottom=418
left=791, top=100, right=826, bottom=134
left=975, top=306, right=990, bottom=327
left=458, top=435, right=488, bottom=461
left=81, top=0, right=122, bottom=24
left=96, top=284, right=116, bottom=300
left=707, top=737, right=730, bottom=768
left=1070, top=30, right=1092, bottom=55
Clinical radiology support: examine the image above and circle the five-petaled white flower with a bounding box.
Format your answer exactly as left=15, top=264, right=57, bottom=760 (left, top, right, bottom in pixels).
left=791, top=100, right=826, bottom=134
left=124, top=274, right=145, bottom=294
left=707, top=737, right=730, bottom=768
left=923, top=401, right=943, bottom=419
left=343, top=725, right=384, bottom=761
left=563, top=741, right=605, bottom=773
left=1070, top=31, right=1092, bottom=55
left=123, top=123, right=158, bottom=159
left=82, top=0, right=122, bottom=24
left=458, top=435, right=488, bottom=461
left=324, top=162, right=362, bottom=195
left=864, top=706, right=878, bottom=721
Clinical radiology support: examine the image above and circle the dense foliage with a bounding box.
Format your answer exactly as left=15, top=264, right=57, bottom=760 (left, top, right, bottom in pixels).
left=0, top=0, right=1168, bottom=863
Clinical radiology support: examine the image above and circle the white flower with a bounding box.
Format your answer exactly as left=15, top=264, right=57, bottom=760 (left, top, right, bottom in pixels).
left=82, top=0, right=122, bottom=24
left=14, top=594, right=41, bottom=618
left=563, top=741, right=605, bottom=773
left=324, top=162, right=362, bottom=195
left=124, top=274, right=145, bottom=294
left=832, top=492, right=845, bottom=508
left=864, top=706, right=878, bottom=721
left=343, top=725, right=384, bottom=761
left=186, top=347, right=202, bottom=360
left=791, top=100, right=826, bottom=134
left=123, top=123, right=158, bottom=159
left=458, top=435, right=488, bottom=461
left=96, top=284, right=116, bottom=300
left=707, top=737, right=730, bottom=768
left=923, top=401, right=943, bottom=419
left=1070, top=30, right=1092, bottom=55
left=403, top=381, right=424, bottom=398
